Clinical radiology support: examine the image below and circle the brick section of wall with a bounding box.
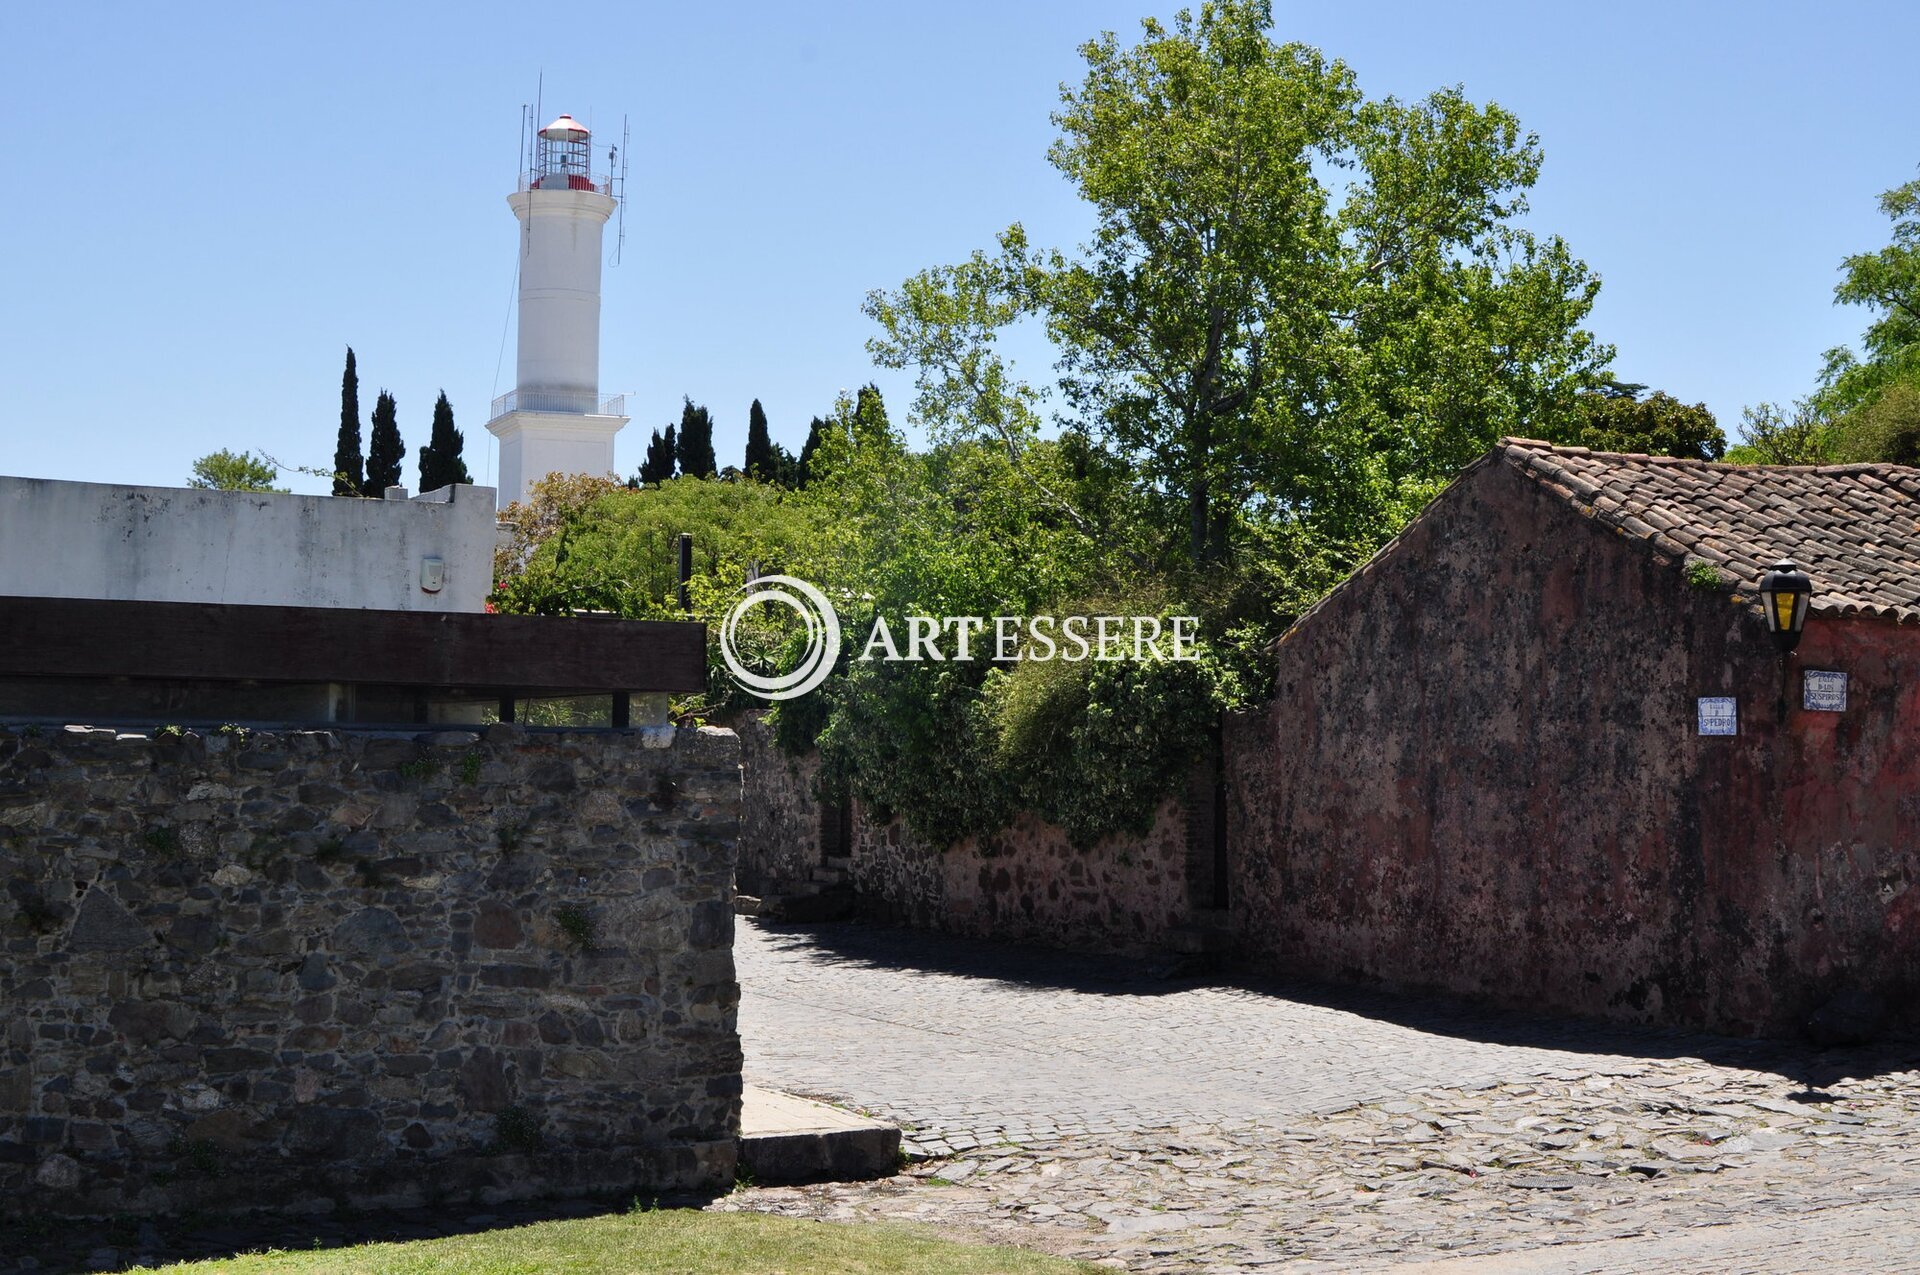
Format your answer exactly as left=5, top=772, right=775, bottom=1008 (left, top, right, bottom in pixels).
left=1226, top=458, right=1920, bottom=1037
left=0, top=722, right=743, bottom=1218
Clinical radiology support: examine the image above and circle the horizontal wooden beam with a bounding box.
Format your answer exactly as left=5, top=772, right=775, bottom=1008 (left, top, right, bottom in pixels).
left=0, top=597, right=707, bottom=694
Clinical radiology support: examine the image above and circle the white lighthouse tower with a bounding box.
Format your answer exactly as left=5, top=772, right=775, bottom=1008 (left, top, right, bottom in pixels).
left=485, top=113, right=628, bottom=505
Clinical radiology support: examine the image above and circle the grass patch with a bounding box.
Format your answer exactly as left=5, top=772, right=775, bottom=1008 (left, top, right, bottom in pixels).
left=144, top=1210, right=1102, bottom=1273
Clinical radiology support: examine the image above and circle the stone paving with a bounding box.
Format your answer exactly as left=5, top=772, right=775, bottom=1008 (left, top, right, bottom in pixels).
left=725, top=919, right=1920, bottom=1273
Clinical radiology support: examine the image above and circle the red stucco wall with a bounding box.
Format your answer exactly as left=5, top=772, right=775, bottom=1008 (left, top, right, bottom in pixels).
left=1226, top=457, right=1920, bottom=1036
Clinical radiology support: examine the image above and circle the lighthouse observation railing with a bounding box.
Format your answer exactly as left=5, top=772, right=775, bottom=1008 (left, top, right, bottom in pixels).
left=489, top=390, right=627, bottom=422
left=517, top=171, right=614, bottom=195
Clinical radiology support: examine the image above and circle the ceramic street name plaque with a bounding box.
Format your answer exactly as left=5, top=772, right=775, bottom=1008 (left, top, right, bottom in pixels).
left=1697, top=697, right=1738, bottom=736
left=1804, top=669, right=1848, bottom=712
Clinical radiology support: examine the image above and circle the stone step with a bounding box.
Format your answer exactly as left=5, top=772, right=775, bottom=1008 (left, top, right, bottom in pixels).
left=738, top=1085, right=900, bottom=1185
left=810, top=866, right=848, bottom=885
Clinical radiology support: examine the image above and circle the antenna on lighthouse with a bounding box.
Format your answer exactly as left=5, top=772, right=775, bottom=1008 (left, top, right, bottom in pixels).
left=611, top=116, right=630, bottom=266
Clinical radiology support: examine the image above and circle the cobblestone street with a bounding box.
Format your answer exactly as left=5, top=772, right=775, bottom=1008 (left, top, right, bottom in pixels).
left=727, top=920, right=1920, bottom=1273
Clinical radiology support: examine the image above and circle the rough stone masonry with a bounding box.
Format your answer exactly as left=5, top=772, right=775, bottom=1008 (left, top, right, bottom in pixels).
left=0, top=721, right=743, bottom=1218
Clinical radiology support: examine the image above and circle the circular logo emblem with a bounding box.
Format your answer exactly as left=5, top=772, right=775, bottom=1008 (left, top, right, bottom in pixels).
left=718, top=575, right=842, bottom=701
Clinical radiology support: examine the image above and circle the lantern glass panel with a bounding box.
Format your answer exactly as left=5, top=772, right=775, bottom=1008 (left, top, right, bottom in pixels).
left=1773, top=591, right=1797, bottom=632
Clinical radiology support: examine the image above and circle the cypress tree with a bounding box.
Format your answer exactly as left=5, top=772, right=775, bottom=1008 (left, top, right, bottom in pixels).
left=743, top=398, right=775, bottom=481
left=333, top=347, right=364, bottom=496
left=771, top=442, right=800, bottom=487
left=675, top=398, right=718, bottom=479
left=416, top=390, right=472, bottom=491
left=797, top=416, right=828, bottom=487
left=366, top=390, right=404, bottom=493
left=637, top=425, right=677, bottom=484
left=851, top=382, right=892, bottom=444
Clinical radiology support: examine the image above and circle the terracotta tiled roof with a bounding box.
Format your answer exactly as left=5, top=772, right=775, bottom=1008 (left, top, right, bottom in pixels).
left=1499, top=438, right=1920, bottom=624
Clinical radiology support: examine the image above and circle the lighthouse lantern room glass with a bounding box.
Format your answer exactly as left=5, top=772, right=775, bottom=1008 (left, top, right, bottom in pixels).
left=535, top=115, right=594, bottom=191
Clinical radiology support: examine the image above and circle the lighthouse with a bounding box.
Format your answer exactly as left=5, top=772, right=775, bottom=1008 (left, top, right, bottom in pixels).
left=485, top=113, right=629, bottom=505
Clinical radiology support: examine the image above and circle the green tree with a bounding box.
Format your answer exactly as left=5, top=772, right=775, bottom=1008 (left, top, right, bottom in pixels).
left=333, top=346, right=364, bottom=497
left=796, top=396, right=1216, bottom=846
left=797, top=416, right=829, bottom=487
left=675, top=398, right=718, bottom=479
left=637, top=425, right=677, bottom=485
left=868, top=0, right=1608, bottom=569
left=771, top=442, right=801, bottom=487
left=417, top=390, right=472, bottom=491
left=366, top=390, right=404, bottom=493
left=1729, top=400, right=1838, bottom=466
left=743, top=399, right=777, bottom=481
left=1819, top=170, right=1920, bottom=417
left=1560, top=383, right=1725, bottom=460
left=491, top=470, right=830, bottom=718
left=1835, top=379, right=1920, bottom=464
left=188, top=449, right=285, bottom=492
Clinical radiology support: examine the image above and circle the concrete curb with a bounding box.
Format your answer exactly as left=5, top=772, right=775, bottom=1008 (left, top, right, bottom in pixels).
left=738, top=1086, right=901, bottom=1185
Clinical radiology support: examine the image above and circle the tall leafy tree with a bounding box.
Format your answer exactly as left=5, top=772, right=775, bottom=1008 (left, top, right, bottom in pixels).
left=417, top=390, right=471, bottom=491
left=867, top=0, right=1608, bottom=567
left=1559, top=383, right=1724, bottom=460
left=365, top=390, right=404, bottom=493
left=675, top=398, right=718, bottom=479
left=333, top=347, right=364, bottom=497
left=1837, top=380, right=1920, bottom=464
left=744, top=398, right=776, bottom=481
left=637, top=425, right=677, bottom=484
left=1730, top=400, right=1838, bottom=466
left=1819, top=170, right=1920, bottom=417
left=189, top=449, right=285, bottom=492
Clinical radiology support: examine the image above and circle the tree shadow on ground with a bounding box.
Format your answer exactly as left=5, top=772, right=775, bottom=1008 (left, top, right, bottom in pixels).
left=746, top=919, right=1920, bottom=1089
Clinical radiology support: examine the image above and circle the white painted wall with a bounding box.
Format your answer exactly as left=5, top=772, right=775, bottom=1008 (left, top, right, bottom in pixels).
left=510, top=187, right=616, bottom=398
left=488, top=410, right=625, bottom=507
left=0, top=477, right=498, bottom=612
left=487, top=186, right=629, bottom=507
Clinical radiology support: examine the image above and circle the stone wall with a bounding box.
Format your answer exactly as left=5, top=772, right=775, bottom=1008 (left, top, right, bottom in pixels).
left=736, top=712, right=1195, bottom=953
left=1227, top=456, right=1920, bottom=1037
left=846, top=800, right=1194, bottom=954
left=733, top=715, right=824, bottom=899
left=0, top=722, right=743, bottom=1218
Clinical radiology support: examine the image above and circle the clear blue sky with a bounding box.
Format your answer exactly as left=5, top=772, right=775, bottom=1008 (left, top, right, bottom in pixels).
left=4, top=2, right=1917, bottom=495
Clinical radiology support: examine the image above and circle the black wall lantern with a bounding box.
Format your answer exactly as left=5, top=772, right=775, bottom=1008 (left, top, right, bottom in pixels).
left=1758, top=559, right=1813, bottom=654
